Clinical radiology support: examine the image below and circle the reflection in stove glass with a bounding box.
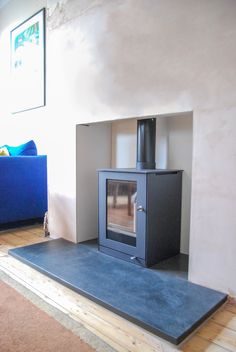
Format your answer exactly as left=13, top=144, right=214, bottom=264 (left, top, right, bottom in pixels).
left=106, top=179, right=137, bottom=247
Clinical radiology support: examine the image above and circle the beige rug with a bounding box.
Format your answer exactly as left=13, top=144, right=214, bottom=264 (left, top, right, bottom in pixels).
left=0, top=280, right=95, bottom=352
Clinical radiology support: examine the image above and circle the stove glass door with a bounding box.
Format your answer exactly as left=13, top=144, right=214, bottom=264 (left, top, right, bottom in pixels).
left=106, top=179, right=137, bottom=246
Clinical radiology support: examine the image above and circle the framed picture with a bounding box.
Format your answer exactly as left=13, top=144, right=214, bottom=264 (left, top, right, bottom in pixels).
left=11, top=8, right=46, bottom=114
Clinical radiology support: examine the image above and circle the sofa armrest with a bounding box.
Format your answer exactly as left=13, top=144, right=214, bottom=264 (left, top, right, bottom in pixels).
left=0, top=156, right=48, bottom=224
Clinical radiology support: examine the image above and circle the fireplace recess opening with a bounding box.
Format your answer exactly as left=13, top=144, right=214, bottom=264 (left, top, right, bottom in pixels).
left=98, top=118, right=183, bottom=267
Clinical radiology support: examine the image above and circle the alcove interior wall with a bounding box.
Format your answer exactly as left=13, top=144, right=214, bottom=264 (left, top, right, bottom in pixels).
left=76, top=112, right=193, bottom=254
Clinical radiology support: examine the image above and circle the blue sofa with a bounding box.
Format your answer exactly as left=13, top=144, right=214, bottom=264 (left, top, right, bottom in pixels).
left=0, top=155, right=48, bottom=228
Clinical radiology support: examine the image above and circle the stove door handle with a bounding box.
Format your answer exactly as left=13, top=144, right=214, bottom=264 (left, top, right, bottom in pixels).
left=137, top=205, right=145, bottom=212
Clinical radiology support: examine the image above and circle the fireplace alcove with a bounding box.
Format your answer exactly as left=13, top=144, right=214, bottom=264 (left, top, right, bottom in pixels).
left=76, top=113, right=193, bottom=276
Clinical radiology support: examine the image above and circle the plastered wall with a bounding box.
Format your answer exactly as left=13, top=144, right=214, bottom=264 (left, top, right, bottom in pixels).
left=167, top=115, right=193, bottom=255
left=1, top=0, right=236, bottom=295
left=0, top=0, right=77, bottom=241
left=76, top=123, right=111, bottom=242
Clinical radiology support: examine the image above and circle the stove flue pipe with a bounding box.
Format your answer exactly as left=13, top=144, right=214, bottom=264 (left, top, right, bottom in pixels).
left=136, top=118, right=156, bottom=170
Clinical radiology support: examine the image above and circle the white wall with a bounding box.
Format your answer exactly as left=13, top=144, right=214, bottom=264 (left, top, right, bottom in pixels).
left=156, top=117, right=168, bottom=169
left=166, top=115, right=193, bottom=254
left=1, top=0, right=236, bottom=295
left=0, top=0, right=77, bottom=241
left=189, top=108, right=236, bottom=296
left=76, top=123, right=111, bottom=242
left=111, top=119, right=136, bottom=168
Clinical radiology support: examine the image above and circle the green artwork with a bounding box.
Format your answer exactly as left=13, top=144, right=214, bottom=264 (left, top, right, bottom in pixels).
left=11, top=9, right=45, bottom=113
left=14, top=22, right=39, bottom=70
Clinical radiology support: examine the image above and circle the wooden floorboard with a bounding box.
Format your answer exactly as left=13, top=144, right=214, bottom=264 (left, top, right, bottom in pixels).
left=225, top=301, right=236, bottom=315
left=0, top=226, right=48, bottom=250
left=212, top=310, right=236, bottom=332
left=197, top=321, right=236, bottom=352
left=0, top=226, right=235, bottom=352
left=182, top=335, right=230, bottom=352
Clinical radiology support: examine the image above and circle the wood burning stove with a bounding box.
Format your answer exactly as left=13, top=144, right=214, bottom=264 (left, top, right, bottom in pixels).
left=98, top=118, right=183, bottom=267
left=98, top=168, right=182, bottom=267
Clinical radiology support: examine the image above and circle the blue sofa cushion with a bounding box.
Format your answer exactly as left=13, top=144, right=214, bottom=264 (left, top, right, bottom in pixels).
left=4, top=140, right=37, bottom=156
left=0, top=156, right=47, bottom=224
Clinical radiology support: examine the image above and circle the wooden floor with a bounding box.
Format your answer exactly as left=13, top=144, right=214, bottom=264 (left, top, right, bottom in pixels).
left=0, top=226, right=236, bottom=352
left=0, top=225, right=49, bottom=255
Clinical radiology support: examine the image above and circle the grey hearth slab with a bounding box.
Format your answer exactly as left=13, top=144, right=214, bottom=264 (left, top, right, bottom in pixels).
left=152, top=253, right=189, bottom=280
left=9, top=239, right=227, bottom=345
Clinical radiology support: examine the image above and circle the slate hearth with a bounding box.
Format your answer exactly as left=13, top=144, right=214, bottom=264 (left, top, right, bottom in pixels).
left=9, top=239, right=227, bottom=345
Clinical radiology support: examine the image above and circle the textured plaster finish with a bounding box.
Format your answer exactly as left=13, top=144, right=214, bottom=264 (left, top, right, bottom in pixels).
left=167, top=116, right=193, bottom=255
left=48, top=0, right=236, bottom=119
left=190, top=108, right=236, bottom=295
left=76, top=123, right=111, bottom=242
left=0, top=0, right=236, bottom=293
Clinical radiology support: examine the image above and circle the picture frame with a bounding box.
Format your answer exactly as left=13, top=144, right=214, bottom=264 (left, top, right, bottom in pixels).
left=11, top=8, right=46, bottom=114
